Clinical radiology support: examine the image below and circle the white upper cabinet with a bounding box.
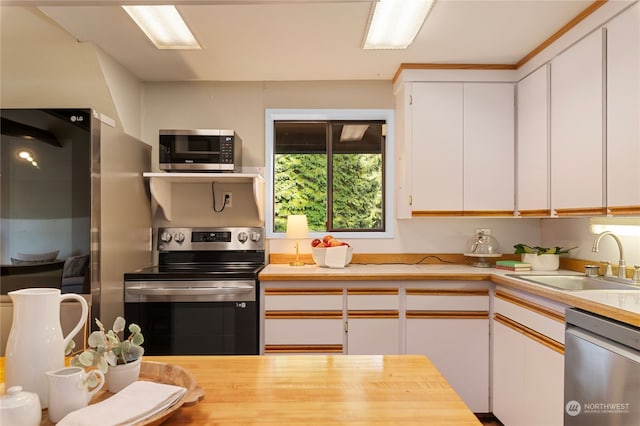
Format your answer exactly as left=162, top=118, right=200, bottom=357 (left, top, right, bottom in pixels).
left=406, top=81, right=514, bottom=216
left=605, top=2, right=640, bottom=215
left=410, top=83, right=464, bottom=213
left=516, top=65, right=550, bottom=216
left=550, top=29, right=605, bottom=215
left=463, top=83, right=515, bottom=214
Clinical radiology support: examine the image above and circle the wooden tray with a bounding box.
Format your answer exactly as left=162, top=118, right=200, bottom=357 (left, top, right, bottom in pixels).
left=41, top=361, right=205, bottom=425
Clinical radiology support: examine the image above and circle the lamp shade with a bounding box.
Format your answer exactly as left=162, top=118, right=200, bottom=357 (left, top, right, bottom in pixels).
left=286, top=215, right=309, bottom=239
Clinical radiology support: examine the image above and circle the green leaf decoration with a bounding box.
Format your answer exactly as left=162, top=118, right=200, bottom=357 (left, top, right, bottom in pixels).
left=65, top=339, right=76, bottom=356
left=131, top=333, right=144, bottom=346
left=113, top=316, right=126, bottom=333
left=78, top=351, right=95, bottom=366
left=129, top=323, right=141, bottom=334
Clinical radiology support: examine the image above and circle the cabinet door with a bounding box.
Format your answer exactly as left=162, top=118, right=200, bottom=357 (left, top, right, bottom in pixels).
left=410, top=83, right=464, bottom=213
left=347, top=317, right=400, bottom=355
left=346, top=289, right=400, bottom=355
left=523, top=336, right=564, bottom=426
left=517, top=66, right=550, bottom=215
left=493, top=320, right=525, bottom=425
left=405, top=289, right=490, bottom=412
left=463, top=83, right=515, bottom=213
left=606, top=2, right=640, bottom=214
left=407, top=318, right=489, bottom=412
left=550, top=30, right=605, bottom=215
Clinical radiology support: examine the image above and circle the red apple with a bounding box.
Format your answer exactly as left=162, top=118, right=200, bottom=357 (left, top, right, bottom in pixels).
left=311, top=238, right=322, bottom=247
left=322, top=235, right=334, bottom=244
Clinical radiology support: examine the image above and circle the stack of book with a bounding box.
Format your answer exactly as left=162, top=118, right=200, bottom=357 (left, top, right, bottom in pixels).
left=495, top=260, right=531, bottom=271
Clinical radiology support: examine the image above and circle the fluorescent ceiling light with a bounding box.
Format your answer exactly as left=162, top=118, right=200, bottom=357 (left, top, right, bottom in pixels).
left=363, top=0, right=435, bottom=49
left=123, top=5, right=201, bottom=50
left=340, top=125, right=369, bottom=142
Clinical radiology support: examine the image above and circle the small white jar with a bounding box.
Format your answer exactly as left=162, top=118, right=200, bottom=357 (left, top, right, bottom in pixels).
left=0, top=386, right=42, bottom=426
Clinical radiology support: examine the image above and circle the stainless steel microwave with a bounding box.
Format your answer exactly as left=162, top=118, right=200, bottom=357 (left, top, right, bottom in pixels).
left=159, top=129, right=241, bottom=172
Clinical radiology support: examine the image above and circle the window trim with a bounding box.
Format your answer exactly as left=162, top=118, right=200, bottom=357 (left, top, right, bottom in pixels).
left=265, top=108, right=395, bottom=239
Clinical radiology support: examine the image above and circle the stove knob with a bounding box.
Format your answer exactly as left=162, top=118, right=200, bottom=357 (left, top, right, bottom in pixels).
left=159, top=231, right=172, bottom=243
left=174, top=232, right=186, bottom=243
left=238, top=232, right=249, bottom=243
left=250, top=231, right=262, bottom=242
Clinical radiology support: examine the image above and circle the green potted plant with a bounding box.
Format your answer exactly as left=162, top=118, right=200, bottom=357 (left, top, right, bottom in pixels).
left=70, top=316, right=144, bottom=392
left=514, top=244, right=577, bottom=271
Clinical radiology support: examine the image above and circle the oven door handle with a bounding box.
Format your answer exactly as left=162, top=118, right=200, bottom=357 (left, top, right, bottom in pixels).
left=126, top=286, right=254, bottom=296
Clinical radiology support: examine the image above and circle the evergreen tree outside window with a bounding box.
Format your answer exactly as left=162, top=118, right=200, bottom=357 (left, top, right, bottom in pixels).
left=266, top=110, right=393, bottom=237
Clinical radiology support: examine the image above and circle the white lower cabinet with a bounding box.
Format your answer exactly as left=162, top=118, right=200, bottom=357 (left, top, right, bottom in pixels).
left=346, top=288, right=400, bottom=355
left=405, top=287, right=490, bottom=413
left=492, top=289, right=565, bottom=426
left=263, top=287, right=344, bottom=354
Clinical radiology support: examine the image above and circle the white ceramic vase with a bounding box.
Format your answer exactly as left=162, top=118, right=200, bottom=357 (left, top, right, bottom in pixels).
left=105, top=358, right=142, bottom=393
left=522, top=253, right=560, bottom=271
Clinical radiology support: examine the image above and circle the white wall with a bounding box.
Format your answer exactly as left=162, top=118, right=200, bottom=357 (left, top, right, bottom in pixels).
left=0, top=8, right=117, bottom=119
left=541, top=218, right=640, bottom=268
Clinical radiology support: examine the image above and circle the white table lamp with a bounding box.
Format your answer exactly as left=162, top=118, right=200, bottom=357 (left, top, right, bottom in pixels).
left=286, top=214, right=308, bottom=267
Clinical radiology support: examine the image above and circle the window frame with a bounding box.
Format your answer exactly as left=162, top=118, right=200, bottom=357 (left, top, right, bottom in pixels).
left=265, top=108, right=395, bottom=239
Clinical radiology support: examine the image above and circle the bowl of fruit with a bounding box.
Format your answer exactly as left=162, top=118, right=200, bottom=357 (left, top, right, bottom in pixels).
left=311, top=235, right=353, bottom=268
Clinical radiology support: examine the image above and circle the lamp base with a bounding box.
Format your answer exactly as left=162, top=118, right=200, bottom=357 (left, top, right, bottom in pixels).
left=289, top=260, right=305, bottom=267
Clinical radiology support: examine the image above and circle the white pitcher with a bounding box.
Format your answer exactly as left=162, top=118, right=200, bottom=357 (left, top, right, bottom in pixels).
left=5, top=288, right=89, bottom=408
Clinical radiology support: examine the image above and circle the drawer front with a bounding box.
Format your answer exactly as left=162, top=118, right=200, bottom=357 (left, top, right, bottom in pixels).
left=347, top=288, right=399, bottom=310
left=494, top=291, right=565, bottom=344
left=406, top=294, right=489, bottom=311
left=265, top=294, right=343, bottom=311
left=265, top=318, right=344, bottom=345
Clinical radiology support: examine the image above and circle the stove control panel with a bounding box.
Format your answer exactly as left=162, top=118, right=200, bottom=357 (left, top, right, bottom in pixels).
left=157, top=227, right=264, bottom=252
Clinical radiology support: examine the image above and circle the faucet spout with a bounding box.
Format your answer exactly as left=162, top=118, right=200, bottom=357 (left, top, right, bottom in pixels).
left=592, top=231, right=626, bottom=279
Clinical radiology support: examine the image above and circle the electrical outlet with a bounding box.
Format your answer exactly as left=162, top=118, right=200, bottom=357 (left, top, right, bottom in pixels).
left=476, top=228, right=491, bottom=235
left=223, top=192, right=232, bottom=207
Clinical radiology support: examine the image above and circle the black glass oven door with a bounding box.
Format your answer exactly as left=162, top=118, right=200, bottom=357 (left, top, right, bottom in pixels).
left=125, top=301, right=258, bottom=355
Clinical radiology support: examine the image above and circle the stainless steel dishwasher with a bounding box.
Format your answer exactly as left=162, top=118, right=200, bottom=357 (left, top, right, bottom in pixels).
left=564, top=308, right=640, bottom=426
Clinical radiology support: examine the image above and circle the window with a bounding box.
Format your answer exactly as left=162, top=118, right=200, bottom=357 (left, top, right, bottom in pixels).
left=265, top=109, right=394, bottom=239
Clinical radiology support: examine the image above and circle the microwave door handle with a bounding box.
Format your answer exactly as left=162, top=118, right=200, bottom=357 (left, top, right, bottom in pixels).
left=126, top=286, right=253, bottom=297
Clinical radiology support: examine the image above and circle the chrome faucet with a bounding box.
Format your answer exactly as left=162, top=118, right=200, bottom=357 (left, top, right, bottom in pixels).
left=592, top=231, right=626, bottom=280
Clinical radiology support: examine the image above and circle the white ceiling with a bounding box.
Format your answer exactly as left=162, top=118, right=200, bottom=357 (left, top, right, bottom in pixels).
left=11, top=0, right=595, bottom=82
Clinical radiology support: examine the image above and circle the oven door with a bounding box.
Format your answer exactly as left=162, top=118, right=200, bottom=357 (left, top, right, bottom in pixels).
left=124, top=280, right=258, bottom=355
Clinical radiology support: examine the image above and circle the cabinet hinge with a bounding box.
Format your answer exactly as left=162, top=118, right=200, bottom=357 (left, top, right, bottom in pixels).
left=344, top=321, right=348, bottom=333
left=409, top=95, right=413, bottom=106
left=409, top=195, right=413, bottom=206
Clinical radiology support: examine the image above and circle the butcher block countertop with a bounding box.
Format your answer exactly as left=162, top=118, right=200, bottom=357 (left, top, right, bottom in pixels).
left=259, top=263, right=640, bottom=327
left=140, top=354, right=481, bottom=425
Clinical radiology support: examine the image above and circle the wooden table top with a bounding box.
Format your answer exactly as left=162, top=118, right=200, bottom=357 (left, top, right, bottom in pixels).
left=143, top=354, right=482, bottom=425
left=1, top=355, right=481, bottom=425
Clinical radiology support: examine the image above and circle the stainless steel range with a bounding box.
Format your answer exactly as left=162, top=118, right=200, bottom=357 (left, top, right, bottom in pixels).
left=123, top=227, right=264, bottom=355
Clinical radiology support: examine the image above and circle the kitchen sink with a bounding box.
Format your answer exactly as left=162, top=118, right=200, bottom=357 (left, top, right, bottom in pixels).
left=506, top=274, right=639, bottom=291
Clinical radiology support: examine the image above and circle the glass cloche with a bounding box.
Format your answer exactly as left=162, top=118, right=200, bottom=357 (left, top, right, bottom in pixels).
left=464, top=231, right=501, bottom=267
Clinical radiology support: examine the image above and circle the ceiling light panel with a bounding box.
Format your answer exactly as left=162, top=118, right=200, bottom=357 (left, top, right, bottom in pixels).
left=364, top=0, right=435, bottom=49
left=123, top=5, right=201, bottom=50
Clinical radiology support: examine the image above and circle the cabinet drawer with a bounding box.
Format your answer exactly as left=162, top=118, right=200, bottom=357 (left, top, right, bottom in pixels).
left=264, top=288, right=343, bottom=311
left=347, top=288, right=399, bottom=310
left=264, top=318, right=344, bottom=345
left=494, top=290, right=565, bottom=344
left=406, top=289, right=489, bottom=311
